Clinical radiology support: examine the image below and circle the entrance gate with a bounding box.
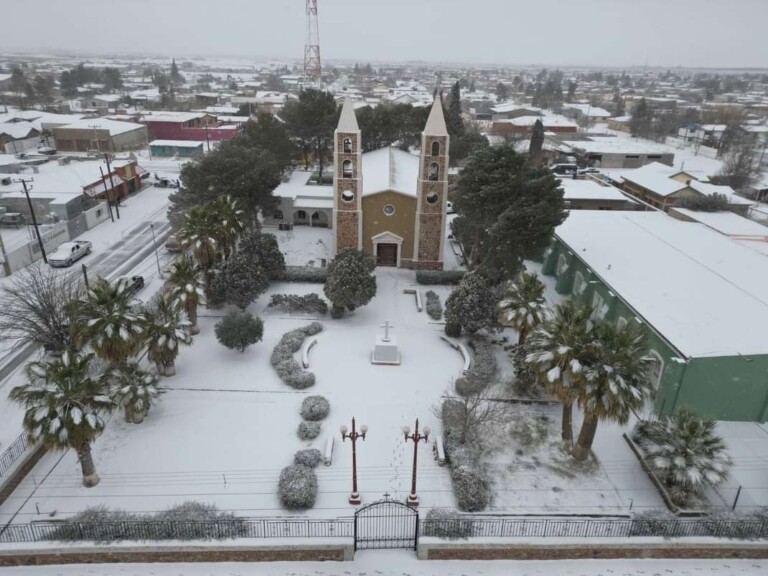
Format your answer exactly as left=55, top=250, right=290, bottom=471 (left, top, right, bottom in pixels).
left=354, top=499, right=419, bottom=551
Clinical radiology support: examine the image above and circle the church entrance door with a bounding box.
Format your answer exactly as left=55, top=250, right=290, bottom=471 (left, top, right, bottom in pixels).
left=377, top=243, right=398, bottom=267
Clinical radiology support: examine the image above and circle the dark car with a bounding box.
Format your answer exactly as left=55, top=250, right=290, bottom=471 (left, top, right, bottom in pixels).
left=118, top=275, right=145, bottom=296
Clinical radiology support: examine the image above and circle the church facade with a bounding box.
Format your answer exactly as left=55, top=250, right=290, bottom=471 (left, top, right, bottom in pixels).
left=271, top=98, right=450, bottom=270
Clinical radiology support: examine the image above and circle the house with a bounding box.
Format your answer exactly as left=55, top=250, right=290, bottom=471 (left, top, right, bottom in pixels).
left=558, top=138, right=674, bottom=169
left=271, top=98, right=450, bottom=270
left=52, top=119, right=148, bottom=152
left=139, top=112, right=237, bottom=142
left=561, top=103, right=612, bottom=125
left=0, top=122, right=41, bottom=154
left=489, top=102, right=542, bottom=121
left=668, top=207, right=768, bottom=256
left=491, top=115, right=578, bottom=137
left=541, top=210, right=768, bottom=422
left=607, top=116, right=632, bottom=133
left=149, top=140, right=205, bottom=159
left=677, top=123, right=727, bottom=146
left=558, top=177, right=638, bottom=211
left=610, top=162, right=754, bottom=213
left=0, top=73, right=12, bottom=91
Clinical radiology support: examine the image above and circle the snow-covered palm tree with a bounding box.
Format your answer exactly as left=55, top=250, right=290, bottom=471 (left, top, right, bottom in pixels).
left=634, top=408, right=732, bottom=507
left=166, top=255, right=205, bottom=335
left=498, top=271, right=548, bottom=344
left=526, top=301, right=593, bottom=450
left=572, top=321, right=653, bottom=461
left=10, top=352, right=114, bottom=487
left=211, top=195, right=245, bottom=258
left=70, top=277, right=146, bottom=367
left=105, top=362, right=163, bottom=424
left=177, top=205, right=219, bottom=271
left=144, top=292, right=192, bottom=376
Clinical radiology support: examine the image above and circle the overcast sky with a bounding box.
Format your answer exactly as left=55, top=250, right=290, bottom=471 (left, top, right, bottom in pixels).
left=3, top=0, right=767, bottom=68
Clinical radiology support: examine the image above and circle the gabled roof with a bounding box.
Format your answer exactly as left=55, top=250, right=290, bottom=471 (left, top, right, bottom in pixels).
left=337, top=98, right=360, bottom=132
left=0, top=121, right=38, bottom=139
left=424, top=98, right=448, bottom=136
left=362, top=147, right=419, bottom=197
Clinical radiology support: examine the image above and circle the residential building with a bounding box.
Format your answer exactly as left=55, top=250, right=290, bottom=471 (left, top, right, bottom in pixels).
left=52, top=119, right=148, bottom=152
left=558, top=177, right=638, bottom=211
left=491, top=115, right=578, bottom=137
left=0, top=122, right=40, bottom=153
left=149, top=140, right=206, bottom=159
left=558, top=138, right=674, bottom=168
left=139, top=112, right=238, bottom=142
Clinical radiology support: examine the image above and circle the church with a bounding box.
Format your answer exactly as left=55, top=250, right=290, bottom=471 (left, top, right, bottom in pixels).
left=270, top=97, right=450, bottom=270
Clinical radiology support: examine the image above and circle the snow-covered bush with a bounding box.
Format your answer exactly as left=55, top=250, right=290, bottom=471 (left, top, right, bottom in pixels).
left=215, top=311, right=264, bottom=353
left=278, top=464, right=318, bottom=510
left=445, top=273, right=497, bottom=335
left=455, top=338, right=497, bottom=397
left=633, top=408, right=732, bottom=507
left=425, top=290, right=443, bottom=320
left=50, top=502, right=246, bottom=542
left=284, top=265, right=328, bottom=283
left=455, top=373, right=486, bottom=397
left=270, top=323, right=323, bottom=389
left=509, top=342, right=538, bottom=398
left=268, top=293, right=328, bottom=315
left=330, top=305, right=345, bottom=319
left=300, top=395, right=330, bottom=421
left=298, top=420, right=321, bottom=440
left=451, top=467, right=490, bottom=512
left=239, top=231, right=286, bottom=281
left=629, top=510, right=679, bottom=538
left=323, top=249, right=376, bottom=317
left=294, top=448, right=324, bottom=468
left=422, top=508, right=475, bottom=539
left=444, top=322, right=462, bottom=337
left=416, top=270, right=465, bottom=285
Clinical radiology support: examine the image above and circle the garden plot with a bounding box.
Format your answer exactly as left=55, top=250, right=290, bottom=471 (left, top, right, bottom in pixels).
left=0, top=269, right=464, bottom=523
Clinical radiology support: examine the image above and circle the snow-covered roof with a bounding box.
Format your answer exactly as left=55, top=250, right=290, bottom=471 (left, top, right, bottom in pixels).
left=556, top=210, right=768, bottom=358
left=361, top=147, right=420, bottom=197
left=0, top=121, right=37, bottom=139
left=140, top=112, right=208, bottom=124
left=149, top=140, right=206, bottom=148
left=490, top=102, right=541, bottom=114
left=557, top=178, right=634, bottom=202
left=496, top=115, right=578, bottom=128
left=671, top=208, right=768, bottom=238
left=562, top=103, right=612, bottom=118
left=562, top=139, right=671, bottom=155
left=55, top=118, right=145, bottom=136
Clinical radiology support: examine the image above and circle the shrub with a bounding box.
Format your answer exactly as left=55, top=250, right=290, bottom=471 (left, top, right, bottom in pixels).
left=278, top=464, right=318, bottom=510
left=445, top=273, right=497, bottom=334
left=215, top=311, right=264, bottom=353
left=455, top=337, right=497, bottom=396
left=330, top=305, right=345, bottom=319
left=425, top=290, right=443, bottom=320
left=268, top=293, right=328, bottom=315
left=444, top=322, right=462, bottom=337
left=294, top=448, right=324, bottom=468
left=50, top=502, right=246, bottom=542
left=509, top=342, right=538, bottom=398
left=422, top=508, right=475, bottom=539
left=628, top=511, right=679, bottom=538
left=451, top=467, right=490, bottom=512
left=284, top=265, right=328, bottom=283
left=298, top=420, right=321, bottom=440
left=416, top=270, right=466, bottom=285
left=324, top=249, right=376, bottom=315
left=240, top=231, right=286, bottom=281
left=300, top=395, right=330, bottom=421
left=270, top=323, right=323, bottom=389
left=455, top=373, right=486, bottom=397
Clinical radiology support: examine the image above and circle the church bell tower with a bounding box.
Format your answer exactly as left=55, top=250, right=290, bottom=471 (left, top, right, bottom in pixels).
left=413, top=97, right=449, bottom=270
left=333, top=98, right=363, bottom=254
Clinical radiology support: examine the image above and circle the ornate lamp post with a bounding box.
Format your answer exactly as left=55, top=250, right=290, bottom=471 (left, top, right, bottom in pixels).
left=403, top=418, right=430, bottom=507
left=340, top=417, right=368, bottom=505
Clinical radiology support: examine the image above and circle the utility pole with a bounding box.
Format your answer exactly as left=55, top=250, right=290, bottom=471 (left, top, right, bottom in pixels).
left=149, top=222, right=162, bottom=275
left=81, top=264, right=90, bottom=290
left=0, top=228, right=11, bottom=276
left=98, top=166, right=115, bottom=223
left=15, top=178, right=47, bottom=264
left=103, top=153, right=120, bottom=219
left=204, top=125, right=211, bottom=153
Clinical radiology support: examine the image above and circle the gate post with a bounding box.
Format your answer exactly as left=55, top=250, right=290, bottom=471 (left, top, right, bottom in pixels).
left=414, top=510, right=420, bottom=551
left=353, top=512, right=358, bottom=551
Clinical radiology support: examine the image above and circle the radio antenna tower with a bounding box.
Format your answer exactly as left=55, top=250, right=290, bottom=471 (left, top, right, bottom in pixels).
left=303, top=0, right=322, bottom=84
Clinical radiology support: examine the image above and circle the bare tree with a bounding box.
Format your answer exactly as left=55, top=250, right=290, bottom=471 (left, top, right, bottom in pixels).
left=436, top=385, right=511, bottom=447
left=0, top=265, right=83, bottom=353
left=717, top=139, right=761, bottom=192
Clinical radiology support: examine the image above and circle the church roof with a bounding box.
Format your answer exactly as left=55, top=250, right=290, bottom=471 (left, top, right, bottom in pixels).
left=424, top=97, right=448, bottom=136
left=362, top=147, right=420, bottom=197
left=337, top=98, right=360, bottom=132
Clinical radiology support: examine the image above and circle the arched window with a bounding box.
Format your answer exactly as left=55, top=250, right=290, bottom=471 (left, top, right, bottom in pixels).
left=341, top=190, right=354, bottom=203
left=556, top=254, right=568, bottom=275
left=428, top=162, right=439, bottom=181
left=572, top=272, right=585, bottom=296
left=617, top=317, right=628, bottom=331
left=426, top=191, right=439, bottom=205
left=311, top=211, right=320, bottom=221
left=296, top=210, right=307, bottom=220
left=273, top=210, right=284, bottom=220
left=431, top=141, right=440, bottom=157
left=342, top=160, right=353, bottom=178
left=343, top=138, right=352, bottom=153
left=647, top=350, right=664, bottom=391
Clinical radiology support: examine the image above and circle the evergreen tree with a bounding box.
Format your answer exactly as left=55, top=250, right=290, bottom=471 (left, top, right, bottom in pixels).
left=33, top=74, right=54, bottom=104
left=444, top=273, right=496, bottom=336
left=215, top=311, right=264, bottom=353
left=239, top=231, right=286, bottom=281
left=323, top=249, right=376, bottom=317
left=10, top=66, right=26, bottom=94
left=59, top=70, right=79, bottom=98
left=453, top=145, right=566, bottom=281
left=630, top=98, right=653, bottom=139
left=566, top=80, right=577, bottom=102
left=100, top=67, right=123, bottom=92
left=170, top=58, right=185, bottom=85
left=612, top=90, right=625, bottom=116
left=218, top=252, right=269, bottom=309
left=528, top=119, right=545, bottom=163
left=282, top=89, right=338, bottom=179
left=495, top=82, right=509, bottom=102
left=498, top=271, right=547, bottom=344
left=10, top=352, right=115, bottom=487
left=445, top=81, right=465, bottom=136
left=239, top=113, right=297, bottom=170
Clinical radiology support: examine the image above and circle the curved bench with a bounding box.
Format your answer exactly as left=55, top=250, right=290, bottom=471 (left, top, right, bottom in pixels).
left=440, top=335, right=472, bottom=374
left=301, top=337, right=318, bottom=369
left=402, top=288, right=423, bottom=312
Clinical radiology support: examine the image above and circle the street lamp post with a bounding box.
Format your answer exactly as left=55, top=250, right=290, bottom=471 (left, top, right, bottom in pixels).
left=403, top=419, right=430, bottom=507
left=149, top=222, right=162, bottom=275
left=340, top=417, right=368, bottom=505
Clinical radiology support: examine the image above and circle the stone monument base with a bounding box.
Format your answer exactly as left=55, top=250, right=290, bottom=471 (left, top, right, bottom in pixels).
left=371, top=335, right=401, bottom=365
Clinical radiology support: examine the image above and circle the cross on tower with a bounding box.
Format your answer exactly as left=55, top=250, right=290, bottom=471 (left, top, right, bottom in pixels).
left=380, top=321, right=394, bottom=342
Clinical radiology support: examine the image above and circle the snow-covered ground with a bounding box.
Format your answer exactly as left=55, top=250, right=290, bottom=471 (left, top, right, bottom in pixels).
left=0, top=555, right=765, bottom=576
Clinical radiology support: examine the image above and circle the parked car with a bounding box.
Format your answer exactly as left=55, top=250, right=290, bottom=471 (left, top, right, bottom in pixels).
left=37, top=146, right=57, bottom=156
left=0, top=213, right=26, bottom=228
left=446, top=201, right=455, bottom=214
left=118, top=275, right=145, bottom=296
left=48, top=241, right=92, bottom=267
left=551, top=163, right=578, bottom=175
left=164, top=235, right=182, bottom=253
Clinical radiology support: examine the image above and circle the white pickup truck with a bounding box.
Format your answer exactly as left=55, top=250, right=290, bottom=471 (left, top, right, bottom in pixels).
left=48, top=240, right=92, bottom=268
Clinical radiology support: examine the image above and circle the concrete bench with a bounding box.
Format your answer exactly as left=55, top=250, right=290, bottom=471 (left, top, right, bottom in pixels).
left=440, top=335, right=472, bottom=374
left=433, top=437, right=446, bottom=466
left=324, top=435, right=334, bottom=466
left=301, top=337, right=318, bottom=369
left=402, top=288, right=423, bottom=312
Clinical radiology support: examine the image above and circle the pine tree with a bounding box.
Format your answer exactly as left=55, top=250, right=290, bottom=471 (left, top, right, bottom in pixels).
left=495, top=82, right=509, bottom=102
left=498, top=271, right=547, bottom=344
left=612, top=90, right=625, bottom=116
left=444, top=273, right=496, bottom=336
left=630, top=98, right=653, bottom=139
left=528, top=119, right=545, bottom=163
left=170, top=58, right=184, bottom=85
left=445, top=81, right=465, bottom=136
left=323, top=249, right=377, bottom=317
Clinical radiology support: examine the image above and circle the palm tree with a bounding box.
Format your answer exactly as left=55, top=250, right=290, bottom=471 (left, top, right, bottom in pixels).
left=144, top=292, right=192, bottom=376
left=572, top=321, right=653, bottom=461
left=166, top=255, right=204, bottom=335
left=498, top=271, right=548, bottom=344
left=105, top=362, right=163, bottom=424
left=177, top=205, right=219, bottom=272
left=210, top=195, right=245, bottom=258
left=10, top=352, right=114, bottom=487
left=526, top=301, right=593, bottom=451
left=70, top=278, right=146, bottom=367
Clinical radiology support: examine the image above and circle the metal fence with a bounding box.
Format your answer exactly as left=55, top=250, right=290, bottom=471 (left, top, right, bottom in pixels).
left=0, top=434, right=30, bottom=478
left=0, top=516, right=766, bottom=544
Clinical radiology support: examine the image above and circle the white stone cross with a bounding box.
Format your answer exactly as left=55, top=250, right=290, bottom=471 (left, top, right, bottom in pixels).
left=380, top=321, right=394, bottom=342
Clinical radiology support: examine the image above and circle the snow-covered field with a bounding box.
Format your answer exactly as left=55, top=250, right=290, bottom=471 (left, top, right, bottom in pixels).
left=0, top=555, right=765, bottom=576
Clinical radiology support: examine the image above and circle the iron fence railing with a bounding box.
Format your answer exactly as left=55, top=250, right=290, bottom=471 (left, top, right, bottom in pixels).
left=0, top=516, right=766, bottom=544
left=0, top=434, right=30, bottom=478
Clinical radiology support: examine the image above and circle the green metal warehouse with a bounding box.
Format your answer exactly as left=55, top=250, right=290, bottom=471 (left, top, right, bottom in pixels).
left=540, top=210, right=768, bottom=422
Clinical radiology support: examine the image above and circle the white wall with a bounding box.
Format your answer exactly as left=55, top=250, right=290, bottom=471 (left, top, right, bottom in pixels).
left=83, top=201, right=110, bottom=229
left=3, top=136, right=41, bottom=154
